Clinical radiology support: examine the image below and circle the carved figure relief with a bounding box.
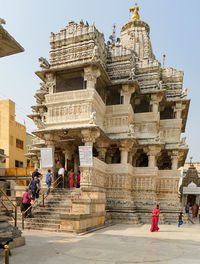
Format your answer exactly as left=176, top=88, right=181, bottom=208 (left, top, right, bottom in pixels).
left=38, top=57, right=50, bottom=69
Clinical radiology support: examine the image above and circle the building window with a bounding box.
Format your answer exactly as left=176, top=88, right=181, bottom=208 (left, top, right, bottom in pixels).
left=16, top=139, right=24, bottom=149
left=15, top=160, right=23, bottom=168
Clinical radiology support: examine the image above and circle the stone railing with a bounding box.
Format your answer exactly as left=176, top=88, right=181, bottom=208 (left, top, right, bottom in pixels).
left=158, top=170, right=181, bottom=178
left=132, top=167, right=158, bottom=191
left=160, top=119, right=182, bottom=143
left=162, top=67, right=183, bottom=83
left=105, top=164, right=133, bottom=190
left=80, top=157, right=106, bottom=189
left=45, top=89, right=106, bottom=129
left=157, top=170, right=181, bottom=193
left=104, top=104, right=134, bottom=134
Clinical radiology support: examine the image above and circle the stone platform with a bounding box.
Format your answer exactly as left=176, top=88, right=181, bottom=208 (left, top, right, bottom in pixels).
left=4, top=224, right=200, bottom=264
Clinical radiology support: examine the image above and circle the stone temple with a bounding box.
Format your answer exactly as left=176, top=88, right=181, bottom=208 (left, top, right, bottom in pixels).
left=27, top=5, right=190, bottom=231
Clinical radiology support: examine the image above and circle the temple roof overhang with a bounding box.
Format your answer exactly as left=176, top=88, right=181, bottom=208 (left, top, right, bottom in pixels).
left=0, top=24, right=24, bottom=57
left=35, top=60, right=111, bottom=84
left=181, top=99, right=190, bottom=132
left=32, top=125, right=110, bottom=144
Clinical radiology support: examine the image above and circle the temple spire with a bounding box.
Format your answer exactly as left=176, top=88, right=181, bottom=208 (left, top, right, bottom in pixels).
left=130, top=3, right=140, bottom=20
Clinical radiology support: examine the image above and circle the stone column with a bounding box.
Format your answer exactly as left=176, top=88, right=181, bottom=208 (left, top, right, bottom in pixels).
left=145, top=146, right=161, bottom=168
left=63, top=149, right=72, bottom=171
left=120, top=140, right=133, bottom=164
left=74, top=153, right=79, bottom=174
left=150, top=94, right=163, bottom=113
left=32, top=156, right=40, bottom=169
left=120, top=148, right=129, bottom=164
left=96, top=147, right=107, bottom=161
left=84, top=66, right=101, bottom=90
left=106, top=150, right=112, bottom=164
left=174, top=102, right=182, bottom=119
left=128, top=148, right=137, bottom=165
left=96, top=141, right=109, bottom=162
left=45, top=72, right=56, bottom=94
left=171, top=151, right=179, bottom=170
left=81, top=129, right=100, bottom=146
left=121, top=84, right=135, bottom=105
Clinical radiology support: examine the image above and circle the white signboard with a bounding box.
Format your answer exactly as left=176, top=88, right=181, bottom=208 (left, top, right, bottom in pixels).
left=183, top=186, right=200, bottom=195
left=40, top=148, right=54, bottom=168
left=78, top=146, right=93, bottom=166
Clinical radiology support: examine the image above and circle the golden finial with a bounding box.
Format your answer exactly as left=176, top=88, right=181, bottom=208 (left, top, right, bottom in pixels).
left=130, top=3, right=140, bottom=20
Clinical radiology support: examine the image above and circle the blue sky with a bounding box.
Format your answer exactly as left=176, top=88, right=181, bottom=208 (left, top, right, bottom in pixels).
left=0, top=0, right=199, bottom=161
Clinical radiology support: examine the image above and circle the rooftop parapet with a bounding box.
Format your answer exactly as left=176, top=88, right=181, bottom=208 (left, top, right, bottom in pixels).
left=49, top=20, right=106, bottom=52
left=162, top=67, right=184, bottom=83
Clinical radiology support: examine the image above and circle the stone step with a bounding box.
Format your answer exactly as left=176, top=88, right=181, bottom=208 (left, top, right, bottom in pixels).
left=24, top=222, right=62, bottom=232
left=25, top=217, right=61, bottom=224
left=18, top=187, right=81, bottom=232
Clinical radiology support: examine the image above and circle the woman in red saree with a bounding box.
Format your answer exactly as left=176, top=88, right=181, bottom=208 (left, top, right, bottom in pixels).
left=68, top=169, right=74, bottom=189
left=150, top=204, right=160, bottom=232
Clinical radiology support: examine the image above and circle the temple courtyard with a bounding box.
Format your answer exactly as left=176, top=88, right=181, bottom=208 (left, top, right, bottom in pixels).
left=1, top=224, right=200, bottom=264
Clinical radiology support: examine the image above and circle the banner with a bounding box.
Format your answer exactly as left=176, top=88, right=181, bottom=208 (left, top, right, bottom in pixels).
left=40, top=148, right=54, bottom=168
left=78, top=146, right=93, bottom=166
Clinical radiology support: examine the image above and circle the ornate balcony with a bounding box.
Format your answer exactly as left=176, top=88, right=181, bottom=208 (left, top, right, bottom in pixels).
left=45, top=89, right=106, bottom=129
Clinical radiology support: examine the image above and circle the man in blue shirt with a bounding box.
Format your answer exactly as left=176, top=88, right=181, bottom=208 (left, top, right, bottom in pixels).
left=46, top=169, right=52, bottom=195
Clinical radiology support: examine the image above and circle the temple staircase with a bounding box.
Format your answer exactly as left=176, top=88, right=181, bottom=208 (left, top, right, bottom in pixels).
left=11, top=188, right=81, bottom=232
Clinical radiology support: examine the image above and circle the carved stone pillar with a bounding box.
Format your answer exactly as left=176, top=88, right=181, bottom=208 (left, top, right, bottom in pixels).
left=145, top=145, right=161, bottom=168
left=106, top=150, right=112, bottom=164
left=32, top=156, right=40, bottom=169
left=84, top=66, right=101, bottom=90
left=96, top=141, right=109, bottom=162
left=150, top=94, right=163, bottom=113
left=96, top=147, right=107, bottom=161
left=63, top=149, right=72, bottom=171
left=120, top=149, right=129, bottom=164
left=74, top=153, right=79, bottom=174
left=174, top=102, right=182, bottom=119
left=81, top=129, right=100, bottom=146
left=128, top=148, right=137, bottom=165
left=171, top=151, right=179, bottom=170
left=120, top=140, right=133, bottom=164
left=45, top=72, right=56, bottom=94
left=121, top=84, right=135, bottom=105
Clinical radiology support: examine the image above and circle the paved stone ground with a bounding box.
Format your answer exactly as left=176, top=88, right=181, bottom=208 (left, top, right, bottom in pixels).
left=1, top=224, right=200, bottom=264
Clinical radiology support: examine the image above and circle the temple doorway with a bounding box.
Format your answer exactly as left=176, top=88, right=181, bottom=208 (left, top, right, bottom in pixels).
left=187, top=194, right=196, bottom=206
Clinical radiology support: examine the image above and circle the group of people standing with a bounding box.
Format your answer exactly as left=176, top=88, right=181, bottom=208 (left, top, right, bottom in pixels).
left=185, top=202, right=199, bottom=219
left=45, top=167, right=81, bottom=194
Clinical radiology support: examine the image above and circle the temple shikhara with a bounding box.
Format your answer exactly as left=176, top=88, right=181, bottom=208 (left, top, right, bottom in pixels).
left=27, top=5, right=190, bottom=231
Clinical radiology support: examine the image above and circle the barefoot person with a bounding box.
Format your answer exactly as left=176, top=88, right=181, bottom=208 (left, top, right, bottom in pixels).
left=150, top=204, right=160, bottom=232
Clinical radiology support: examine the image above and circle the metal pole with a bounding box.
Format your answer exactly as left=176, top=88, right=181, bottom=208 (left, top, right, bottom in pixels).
left=4, top=245, right=9, bottom=264
left=22, top=212, right=24, bottom=230
left=14, top=206, right=17, bottom=227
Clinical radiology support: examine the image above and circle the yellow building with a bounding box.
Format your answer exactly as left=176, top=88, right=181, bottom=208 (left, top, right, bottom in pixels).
left=0, top=99, right=26, bottom=168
